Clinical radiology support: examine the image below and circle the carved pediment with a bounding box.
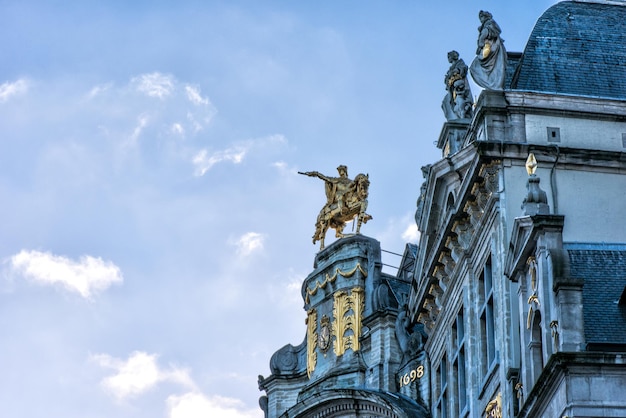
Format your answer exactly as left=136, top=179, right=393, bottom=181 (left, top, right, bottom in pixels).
left=505, top=217, right=534, bottom=281
left=505, top=215, right=565, bottom=281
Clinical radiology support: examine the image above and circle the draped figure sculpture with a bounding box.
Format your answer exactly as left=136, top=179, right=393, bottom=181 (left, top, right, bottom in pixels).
left=395, top=304, right=427, bottom=364
left=299, top=165, right=372, bottom=250
left=470, top=10, right=507, bottom=90
left=442, top=50, right=474, bottom=120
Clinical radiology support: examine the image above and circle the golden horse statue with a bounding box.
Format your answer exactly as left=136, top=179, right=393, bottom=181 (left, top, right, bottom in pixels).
left=300, top=166, right=372, bottom=250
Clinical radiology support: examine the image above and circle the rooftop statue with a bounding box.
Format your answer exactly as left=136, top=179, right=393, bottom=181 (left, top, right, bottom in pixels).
left=395, top=304, right=426, bottom=361
left=442, top=50, right=474, bottom=121
left=470, top=10, right=507, bottom=90
left=299, top=165, right=372, bottom=250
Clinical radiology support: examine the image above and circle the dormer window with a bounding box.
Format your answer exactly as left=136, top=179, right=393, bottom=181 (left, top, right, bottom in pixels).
left=619, top=286, right=626, bottom=305
left=446, top=191, right=455, bottom=212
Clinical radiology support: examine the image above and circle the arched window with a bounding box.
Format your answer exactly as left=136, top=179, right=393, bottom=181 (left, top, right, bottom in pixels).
left=530, top=311, right=544, bottom=384
left=446, top=191, right=455, bottom=212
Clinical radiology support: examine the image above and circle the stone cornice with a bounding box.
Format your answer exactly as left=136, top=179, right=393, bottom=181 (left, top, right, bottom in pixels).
left=518, top=351, right=626, bottom=418
left=504, top=215, right=565, bottom=282
left=417, top=143, right=476, bottom=233
left=504, top=90, right=626, bottom=120
left=411, top=157, right=501, bottom=329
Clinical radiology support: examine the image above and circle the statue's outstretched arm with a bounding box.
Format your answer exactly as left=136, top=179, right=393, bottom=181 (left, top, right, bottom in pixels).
left=298, top=171, right=331, bottom=182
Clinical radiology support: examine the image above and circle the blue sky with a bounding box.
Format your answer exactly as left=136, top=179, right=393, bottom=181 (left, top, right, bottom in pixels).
left=0, top=1, right=557, bottom=417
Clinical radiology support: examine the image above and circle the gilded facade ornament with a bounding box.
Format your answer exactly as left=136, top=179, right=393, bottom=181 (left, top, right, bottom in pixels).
left=304, top=263, right=367, bottom=304
left=332, top=287, right=364, bottom=356
left=550, top=320, right=560, bottom=350
left=398, top=364, right=425, bottom=388
left=515, top=382, right=524, bottom=400
left=527, top=294, right=541, bottom=329
left=306, top=309, right=317, bottom=378
left=299, top=166, right=372, bottom=250
left=484, top=393, right=502, bottom=418
left=522, top=154, right=550, bottom=215
left=526, top=256, right=541, bottom=329
left=526, top=153, right=538, bottom=176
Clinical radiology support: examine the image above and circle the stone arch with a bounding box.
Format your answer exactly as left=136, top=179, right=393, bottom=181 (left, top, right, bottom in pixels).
left=530, top=310, right=544, bottom=384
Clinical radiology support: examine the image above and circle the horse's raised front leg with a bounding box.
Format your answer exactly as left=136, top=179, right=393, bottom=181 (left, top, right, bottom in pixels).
left=355, top=200, right=369, bottom=234
left=334, top=222, right=345, bottom=238
left=315, top=220, right=329, bottom=250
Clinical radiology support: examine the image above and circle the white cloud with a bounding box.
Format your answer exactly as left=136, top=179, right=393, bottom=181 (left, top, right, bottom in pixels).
left=267, top=269, right=305, bottom=308
left=8, top=250, right=123, bottom=299
left=91, top=351, right=195, bottom=400
left=272, top=160, right=299, bottom=177
left=272, top=161, right=287, bottom=170
left=401, top=222, right=420, bottom=242
left=186, top=110, right=215, bottom=134
left=263, top=134, right=287, bottom=146
left=171, top=123, right=185, bottom=136
left=91, top=352, right=258, bottom=418
left=128, top=113, right=150, bottom=144
left=0, top=78, right=29, bottom=102
left=132, top=72, right=175, bottom=99
left=167, top=392, right=257, bottom=418
left=186, top=112, right=203, bottom=133
left=87, top=82, right=113, bottom=99
left=234, top=232, right=265, bottom=256
left=192, top=134, right=287, bottom=176
left=192, top=146, right=248, bottom=176
left=83, top=74, right=218, bottom=154
left=185, top=85, right=210, bottom=106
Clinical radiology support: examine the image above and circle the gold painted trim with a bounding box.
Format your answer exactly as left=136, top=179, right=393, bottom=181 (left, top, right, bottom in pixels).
left=484, top=392, right=502, bottom=418
left=332, top=287, right=364, bottom=356
left=526, top=153, right=538, bottom=176
left=526, top=256, right=540, bottom=329
left=305, top=263, right=367, bottom=304
left=333, top=291, right=349, bottom=356
left=306, top=309, right=317, bottom=378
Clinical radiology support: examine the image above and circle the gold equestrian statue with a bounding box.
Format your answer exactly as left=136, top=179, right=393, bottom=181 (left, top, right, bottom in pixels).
left=299, top=165, right=372, bottom=250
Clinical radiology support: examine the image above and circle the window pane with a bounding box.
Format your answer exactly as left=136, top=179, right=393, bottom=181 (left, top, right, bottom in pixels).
left=484, top=257, right=493, bottom=294
left=487, top=297, right=495, bottom=363
left=457, top=310, right=465, bottom=343
left=459, top=347, right=466, bottom=410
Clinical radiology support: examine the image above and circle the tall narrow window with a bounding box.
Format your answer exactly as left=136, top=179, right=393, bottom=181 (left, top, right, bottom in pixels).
left=436, top=355, right=448, bottom=418
left=458, top=348, right=466, bottom=410
left=479, top=257, right=496, bottom=378
left=454, top=309, right=467, bottom=414
left=530, top=312, right=544, bottom=384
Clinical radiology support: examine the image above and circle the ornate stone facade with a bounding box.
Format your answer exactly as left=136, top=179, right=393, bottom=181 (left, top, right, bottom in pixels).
left=411, top=2, right=626, bottom=417
left=261, top=2, right=626, bottom=417
left=259, top=236, right=429, bottom=418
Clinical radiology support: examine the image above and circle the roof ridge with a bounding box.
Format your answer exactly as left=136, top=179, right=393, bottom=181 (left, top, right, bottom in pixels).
left=572, top=0, right=626, bottom=5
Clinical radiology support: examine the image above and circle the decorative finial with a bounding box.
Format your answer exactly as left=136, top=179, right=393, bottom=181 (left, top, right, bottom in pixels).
left=298, top=166, right=372, bottom=250
left=525, top=153, right=538, bottom=176
left=522, top=153, right=550, bottom=216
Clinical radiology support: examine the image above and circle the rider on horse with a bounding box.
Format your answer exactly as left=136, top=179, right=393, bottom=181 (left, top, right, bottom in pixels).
left=299, top=165, right=372, bottom=250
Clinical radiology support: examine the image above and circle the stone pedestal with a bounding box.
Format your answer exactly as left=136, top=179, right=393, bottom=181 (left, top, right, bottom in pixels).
left=259, top=235, right=430, bottom=417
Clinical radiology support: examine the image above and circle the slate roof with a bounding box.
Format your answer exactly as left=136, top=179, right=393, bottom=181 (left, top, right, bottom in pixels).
left=505, top=52, right=522, bottom=89
left=565, top=244, right=626, bottom=348
left=511, top=1, right=626, bottom=99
